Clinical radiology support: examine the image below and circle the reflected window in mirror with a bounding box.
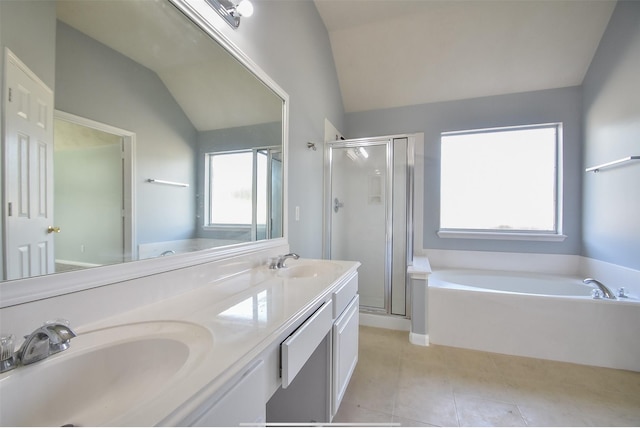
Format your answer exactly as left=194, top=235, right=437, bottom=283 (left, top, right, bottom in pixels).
left=204, top=148, right=282, bottom=242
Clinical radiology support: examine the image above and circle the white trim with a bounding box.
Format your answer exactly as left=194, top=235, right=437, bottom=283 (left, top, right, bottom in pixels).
left=54, top=110, right=137, bottom=261
left=437, top=230, right=567, bottom=242
left=409, top=332, right=429, bottom=346
left=55, top=259, right=102, bottom=268
left=1, top=237, right=288, bottom=308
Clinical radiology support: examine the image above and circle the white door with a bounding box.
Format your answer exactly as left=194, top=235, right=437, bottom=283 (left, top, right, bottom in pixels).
left=3, top=49, right=55, bottom=280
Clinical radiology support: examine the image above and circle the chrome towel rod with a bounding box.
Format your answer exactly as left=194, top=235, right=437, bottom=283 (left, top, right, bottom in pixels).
left=585, top=155, right=640, bottom=173
left=147, top=178, right=189, bottom=187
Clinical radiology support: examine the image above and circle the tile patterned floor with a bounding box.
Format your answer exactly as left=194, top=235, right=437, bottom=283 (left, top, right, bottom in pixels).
left=333, top=326, right=640, bottom=427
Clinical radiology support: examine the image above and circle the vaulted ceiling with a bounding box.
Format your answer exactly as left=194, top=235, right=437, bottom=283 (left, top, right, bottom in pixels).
left=56, top=0, right=281, bottom=132
left=314, top=0, right=617, bottom=113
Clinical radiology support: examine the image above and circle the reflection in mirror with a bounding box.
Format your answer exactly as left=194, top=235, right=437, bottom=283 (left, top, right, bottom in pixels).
left=1, top=0, right=284, bottom=281
left=203, top=147, right=282, bottom=243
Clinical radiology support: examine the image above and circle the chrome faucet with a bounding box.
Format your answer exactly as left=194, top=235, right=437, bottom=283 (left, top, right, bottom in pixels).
left=584, top=278, right=617, bottom=300
left=16, top=320, right=77, bottom=366
left=270, top=253, right=300, bottom=269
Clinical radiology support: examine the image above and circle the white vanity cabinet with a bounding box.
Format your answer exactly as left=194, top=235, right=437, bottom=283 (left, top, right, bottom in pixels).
left=176, top=268, right=360, bottom=427
left=267, top=272, right=359, bottom=424
left=188, top=361, right=267, bottom=426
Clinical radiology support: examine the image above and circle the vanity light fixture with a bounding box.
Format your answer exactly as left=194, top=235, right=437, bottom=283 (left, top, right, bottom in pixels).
left=205, top=0, right=254, bottom=29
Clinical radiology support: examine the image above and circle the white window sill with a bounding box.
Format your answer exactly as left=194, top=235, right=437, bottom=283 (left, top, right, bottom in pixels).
left=437, top=230, right=567, bottom=242
left=202, top=225, right=251, bottom=231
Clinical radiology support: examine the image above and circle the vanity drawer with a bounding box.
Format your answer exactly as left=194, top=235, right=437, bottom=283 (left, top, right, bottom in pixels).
left=281, top=300, right=333, bottom=388
left=332, top=273, right=358, bottom=318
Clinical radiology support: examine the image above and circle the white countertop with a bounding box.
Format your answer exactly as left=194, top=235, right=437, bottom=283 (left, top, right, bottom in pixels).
left=74, top=258, right=360, bottom=426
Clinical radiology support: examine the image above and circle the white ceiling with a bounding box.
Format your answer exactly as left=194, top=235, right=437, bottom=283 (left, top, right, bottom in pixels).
left=314, top=0, right=617, bottom=113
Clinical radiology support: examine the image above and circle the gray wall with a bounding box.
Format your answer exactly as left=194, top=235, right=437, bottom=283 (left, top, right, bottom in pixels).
left=0, top=0, right=56, bottom=89
left=212, top=0, right=345, bottom=258
left=582, top=1, right=640, bottom=270
left=55, top=22, right=198, bottom=244
left=55, top=143, right=123, bottom=265
left=345, top=87, right=583, bottom=256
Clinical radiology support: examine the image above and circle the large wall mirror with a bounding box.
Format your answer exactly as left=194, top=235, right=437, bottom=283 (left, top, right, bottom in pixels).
left=0, top=0, right=287, bottom=287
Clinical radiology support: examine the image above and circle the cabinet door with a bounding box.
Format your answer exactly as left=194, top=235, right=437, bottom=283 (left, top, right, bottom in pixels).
left=191, top=360, right=266, bottom=426
left=332, top=295, right=359, bottom=415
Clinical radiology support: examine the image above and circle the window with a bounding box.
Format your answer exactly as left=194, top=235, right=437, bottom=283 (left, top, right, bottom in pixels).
left=439, top=123, right=564, bottom=240
left=204, top=148, right=281, bottom=241
left=207, top=151, right=255, bottom=225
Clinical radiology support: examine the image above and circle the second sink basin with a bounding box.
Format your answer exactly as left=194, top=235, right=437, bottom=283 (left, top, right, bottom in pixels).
left=0, top=320, right=213, bottom=427
left=277, top=261, right=342, bottom=279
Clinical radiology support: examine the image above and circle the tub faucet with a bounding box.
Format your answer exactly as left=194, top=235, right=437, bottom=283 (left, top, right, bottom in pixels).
left=275, top=253, right=300, bottom=269
left=584, top=278, right=617, bottom=300
left=16, top=320, right=77, bottom=366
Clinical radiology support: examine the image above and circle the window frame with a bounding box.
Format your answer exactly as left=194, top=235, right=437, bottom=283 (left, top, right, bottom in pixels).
left=203, top=148, right=273, bottom=240
left=437, top=123, right=566, bottom=242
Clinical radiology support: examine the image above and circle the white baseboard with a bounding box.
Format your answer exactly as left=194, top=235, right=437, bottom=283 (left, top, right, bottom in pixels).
left=359, top=312, right=410, bottom=331
left=409, top=332, right=429, bottom=346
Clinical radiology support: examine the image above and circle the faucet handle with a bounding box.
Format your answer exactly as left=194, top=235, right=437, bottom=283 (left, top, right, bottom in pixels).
left=0, top=334, right=16, bottom=373
left=268, top=257, right=279, bottom=270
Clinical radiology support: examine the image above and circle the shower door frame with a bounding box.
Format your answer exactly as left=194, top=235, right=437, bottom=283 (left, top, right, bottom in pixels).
left=323, top=134, right=415, bottom=316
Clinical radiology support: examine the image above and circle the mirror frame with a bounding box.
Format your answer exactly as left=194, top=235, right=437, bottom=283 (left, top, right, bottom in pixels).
left=0, top=0, right=289, bottom=308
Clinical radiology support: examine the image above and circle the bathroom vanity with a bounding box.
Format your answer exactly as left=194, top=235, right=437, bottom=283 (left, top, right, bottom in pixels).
left=0, top=255, right=360, bottom=426
left=177, top=260, right=360, bottom=426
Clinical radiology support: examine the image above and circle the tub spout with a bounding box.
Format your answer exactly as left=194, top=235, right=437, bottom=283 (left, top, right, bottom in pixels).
left=584, top=278, right=617, bottom=300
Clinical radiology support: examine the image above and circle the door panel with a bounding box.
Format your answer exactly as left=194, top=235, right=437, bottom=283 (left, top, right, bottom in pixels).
left=326, top=137, right=411, bottom=316
left=4, top=50, right=55, bottom=280
left=329, top=142, right=389, bottom=311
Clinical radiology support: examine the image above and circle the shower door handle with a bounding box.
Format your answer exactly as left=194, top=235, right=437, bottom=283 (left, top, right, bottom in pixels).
left=334, top=198, right=344, bottom=213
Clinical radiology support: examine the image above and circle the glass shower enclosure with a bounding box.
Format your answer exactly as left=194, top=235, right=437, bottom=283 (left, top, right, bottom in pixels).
left=324, top=136, right=414, bottom=316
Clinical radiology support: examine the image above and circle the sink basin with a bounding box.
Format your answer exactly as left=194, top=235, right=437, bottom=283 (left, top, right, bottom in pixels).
left=0, top=321, right=213, bottom=427
left=277, top=261, right=342, bottom=279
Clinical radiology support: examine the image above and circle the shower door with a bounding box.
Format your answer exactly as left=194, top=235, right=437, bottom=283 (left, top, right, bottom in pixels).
left=324, top=137, right=412, bottom=315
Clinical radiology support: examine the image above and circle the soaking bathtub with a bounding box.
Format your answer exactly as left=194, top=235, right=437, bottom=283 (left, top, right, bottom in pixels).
left=427, top=269, right=640, bottom=372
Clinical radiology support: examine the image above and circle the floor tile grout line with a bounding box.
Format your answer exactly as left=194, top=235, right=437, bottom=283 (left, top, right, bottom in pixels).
left=451, top=388, right=465, bottom=427
left=515, top=403, right=532, bottom=427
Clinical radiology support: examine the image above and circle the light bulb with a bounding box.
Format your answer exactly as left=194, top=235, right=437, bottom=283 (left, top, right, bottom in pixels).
left=235, top=0, right=254, bottom=17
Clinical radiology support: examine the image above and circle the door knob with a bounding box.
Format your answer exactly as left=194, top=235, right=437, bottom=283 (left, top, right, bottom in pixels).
left=47, top=226, right=61, bottom=234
